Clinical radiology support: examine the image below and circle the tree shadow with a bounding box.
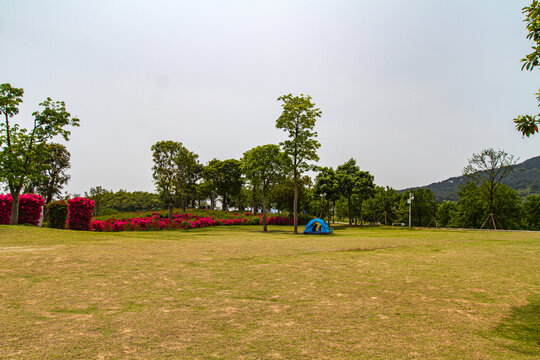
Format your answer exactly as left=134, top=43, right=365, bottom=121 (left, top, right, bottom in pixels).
left=492, top=295, right=540, bottom=356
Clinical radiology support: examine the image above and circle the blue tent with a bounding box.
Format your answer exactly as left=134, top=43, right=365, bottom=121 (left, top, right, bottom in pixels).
left=303, top=218, right=332, bottom=234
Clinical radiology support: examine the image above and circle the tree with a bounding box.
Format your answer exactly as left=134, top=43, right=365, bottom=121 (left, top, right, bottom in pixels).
left=523, top=194, right=540, bottom=230
left=204, top=159, right=243, bottom=211
left=174, top=147, right=201, bottom=212
left=270, top=176, right=312, bottom=214
left=336, top=158, right=361, bottom=225
left=0, top=84, right=79, bottom=224
left=352, top=170, right=375, bottom=225
left=363, top=186, right=401, bottom=225
left=87, top=186, right=110, bottom=216
left=276, top=94, right=321, bottom=233
left=151, top=141, right=181, bottom=218
left=462, top=148, right=518, bottom=229
left=32, top=143, right=71, bottom=204
left=313, top=167, right=340, bottom=224
left=514, top=1, right=540, bottom=137
left=242, top=144, right=289, bottom=231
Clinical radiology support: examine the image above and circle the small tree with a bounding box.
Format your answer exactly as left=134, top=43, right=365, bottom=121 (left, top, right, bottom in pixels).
left=242, top=144, right=289, bottom=231
left=462, top=148, right=518, bottom=229
left=276, top=94, right=321, bottom=234
left=514, top=1, right=540, bottom=137
left=0, top=84, right=79, bottom=224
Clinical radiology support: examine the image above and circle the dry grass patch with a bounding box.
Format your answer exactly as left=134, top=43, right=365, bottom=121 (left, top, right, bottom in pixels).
left=0, top=225, right=538, bottom=359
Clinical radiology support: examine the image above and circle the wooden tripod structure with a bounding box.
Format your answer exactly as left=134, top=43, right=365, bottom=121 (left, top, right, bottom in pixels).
left=480, top=213, right=503, bottom=230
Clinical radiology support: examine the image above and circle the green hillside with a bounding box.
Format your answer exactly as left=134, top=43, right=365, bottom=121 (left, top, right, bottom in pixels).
left=404, top=155, right=540, bottom=202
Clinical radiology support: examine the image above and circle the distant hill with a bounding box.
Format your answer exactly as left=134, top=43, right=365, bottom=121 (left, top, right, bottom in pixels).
left=402, top=155, right=540, bottom=202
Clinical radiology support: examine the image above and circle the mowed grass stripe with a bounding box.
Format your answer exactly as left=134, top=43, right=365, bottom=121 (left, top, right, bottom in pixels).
left=0, top=225, right=538, bottom=359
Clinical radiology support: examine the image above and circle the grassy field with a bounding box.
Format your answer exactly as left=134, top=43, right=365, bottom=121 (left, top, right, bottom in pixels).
left=0, top=225, right=538, bottom=359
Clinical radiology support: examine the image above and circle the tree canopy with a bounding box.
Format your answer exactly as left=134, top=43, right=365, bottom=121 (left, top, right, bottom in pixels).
left=514, top=0, right=540, bottom=137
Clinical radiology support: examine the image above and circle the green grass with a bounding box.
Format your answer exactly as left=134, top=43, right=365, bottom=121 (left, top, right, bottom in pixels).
left=0, top=225, right=539, bottom=359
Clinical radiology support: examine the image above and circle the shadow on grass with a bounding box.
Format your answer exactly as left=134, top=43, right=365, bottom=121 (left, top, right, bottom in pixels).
left=493, top=295, right=540, bottom=356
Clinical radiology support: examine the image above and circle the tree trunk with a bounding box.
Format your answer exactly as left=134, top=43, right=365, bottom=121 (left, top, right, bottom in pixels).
left=326, top=199, right=330, bottom=224
left=359, top=200, right=364, bottom=226
left=293, top=171, right=298, bottom=234
left=9, top=187, right=21, bottom=225
left=168, top=196, right=173, bottom=219
left=262, top=186, right=267, bottom=232
left=211, top=191, right=216, bottom=211
left=222, top=195, right=228, bottom=211
left=348, top=195, right=352, bottom=225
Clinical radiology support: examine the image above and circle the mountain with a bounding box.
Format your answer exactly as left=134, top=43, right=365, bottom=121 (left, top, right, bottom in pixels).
left=402, top=155, right=540, bottom=202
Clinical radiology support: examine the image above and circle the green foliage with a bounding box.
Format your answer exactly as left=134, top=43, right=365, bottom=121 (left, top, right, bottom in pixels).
left=514, top=1, right=540, bottom=137
left=276, top=93, right=321, bottom=233
left=151, top=141, right=200, bottom=217
left=363, top=186, right=401, bottom=225
left=242, top=144, right=289, bottom=231
left=313, top=167, right=340, bottom=223
left=0, top=84, right=79, bottom=224
left=270, top=176, right=312, bottom=214
left=87, top=188, right=162, bottom=215
left=27, top=143, right=71, bottom=203
left=523, top=194, right=540, bottom=230
left=463, top=148, right=517, bottom=215
left=46, top=200, right=68, bottom=229
left=335, top=159, right=375, bottom=225
left=437, top=201, right=459, bottom=228
left=204, top=158, right=243, bottom=211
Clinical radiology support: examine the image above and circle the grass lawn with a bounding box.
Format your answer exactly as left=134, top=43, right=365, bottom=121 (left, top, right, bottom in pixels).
left=0, top=225, right=538, bottom=359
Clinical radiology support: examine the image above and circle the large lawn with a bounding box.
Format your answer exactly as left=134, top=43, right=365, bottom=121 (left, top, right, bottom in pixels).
left=0, top=225, right=538, bottom=359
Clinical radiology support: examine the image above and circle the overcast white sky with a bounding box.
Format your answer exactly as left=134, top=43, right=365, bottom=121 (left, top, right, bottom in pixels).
left=2, top=0, right=539, bottom=194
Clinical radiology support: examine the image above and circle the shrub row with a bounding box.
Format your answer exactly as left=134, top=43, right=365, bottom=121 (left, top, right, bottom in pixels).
left=0, top=194, right=44, bottom=225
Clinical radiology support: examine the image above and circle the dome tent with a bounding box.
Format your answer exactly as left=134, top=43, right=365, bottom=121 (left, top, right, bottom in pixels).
left=303, top=218, right=332, bottom=234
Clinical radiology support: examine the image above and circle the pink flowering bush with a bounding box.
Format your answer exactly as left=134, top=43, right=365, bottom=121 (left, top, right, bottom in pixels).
left=68, top=197, right=95, bottom=230
left=18, top=194, right=45, bottom=225
left=0, top=194, right=13, bottom=225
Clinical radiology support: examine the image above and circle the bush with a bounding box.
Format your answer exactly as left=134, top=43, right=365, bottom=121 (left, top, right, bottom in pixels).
left=47, top=200, right=68, bottom=229
left=68, top=197, right=95, bottom=230
left=0, top=194, right=12, bottom=225
left=18, top=194, right=45, bottom=226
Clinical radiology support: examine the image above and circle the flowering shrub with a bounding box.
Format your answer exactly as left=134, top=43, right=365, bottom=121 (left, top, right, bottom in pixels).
left=0, top=194, right=12, bottom=225
left=68, top=197, right=95, bottom=230
left=47, top=200, right=68, bottom=229
left=18, top=194, right=45, bottom=226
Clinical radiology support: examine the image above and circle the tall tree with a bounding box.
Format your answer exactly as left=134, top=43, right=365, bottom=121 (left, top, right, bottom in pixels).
left=313, top=167, right=340, bottom=224
left=336, top=158, right=361, bottom=225
left=174, top=147, right=201, bottom=212
left=514, top=1, right=540, bottom=137
left=276, top=94, right=321, bottom=234
left=242, top=144, right=289, bottom=231
left=0, top=85, right=79, bottom=224
left=151, top=140, right=181, bottom=218
left=462, top=148, right=518, bottom=229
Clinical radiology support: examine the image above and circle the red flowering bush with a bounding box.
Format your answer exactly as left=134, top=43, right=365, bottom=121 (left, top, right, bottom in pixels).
left=0, top=194, right=12, bottom=225
left=18, top=194, right=45, bottom=226
left=68, top=197, right=95, bottom=230
left=47, top=200, right=68, bottom=229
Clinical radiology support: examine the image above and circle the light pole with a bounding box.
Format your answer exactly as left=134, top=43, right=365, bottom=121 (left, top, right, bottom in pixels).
left=407, top=192, right=414, bottom=227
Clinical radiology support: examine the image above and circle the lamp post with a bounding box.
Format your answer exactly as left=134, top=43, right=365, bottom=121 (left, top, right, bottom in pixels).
left=407, top=192, right=414, bottom=227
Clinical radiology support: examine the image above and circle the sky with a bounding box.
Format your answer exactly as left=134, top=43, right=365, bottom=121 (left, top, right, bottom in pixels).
left=1, top=0, right=539, bottom=195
